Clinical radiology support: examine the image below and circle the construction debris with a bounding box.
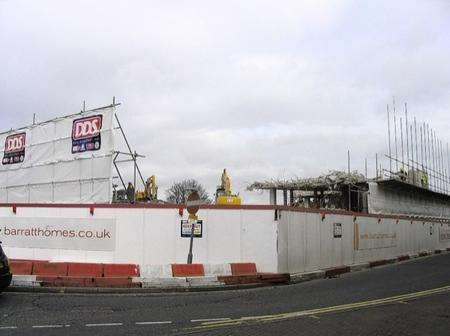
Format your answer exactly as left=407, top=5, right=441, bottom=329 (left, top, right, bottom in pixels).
left=247, top=170, right=367, bottom=192
left=248, top=170, right=369, bottom=212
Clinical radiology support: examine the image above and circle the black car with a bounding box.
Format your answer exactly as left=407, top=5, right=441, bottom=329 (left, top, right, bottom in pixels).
left=0, top=242, right=12, bottom=292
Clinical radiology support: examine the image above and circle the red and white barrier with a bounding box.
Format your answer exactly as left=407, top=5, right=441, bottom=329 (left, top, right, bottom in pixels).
left=9, top=260, right=140, bottom=288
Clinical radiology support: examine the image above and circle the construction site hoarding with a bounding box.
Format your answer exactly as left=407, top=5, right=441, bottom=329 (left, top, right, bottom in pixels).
left=0, top=107, right=115, bottom=203
left=0, top=217, right=116, bottom=251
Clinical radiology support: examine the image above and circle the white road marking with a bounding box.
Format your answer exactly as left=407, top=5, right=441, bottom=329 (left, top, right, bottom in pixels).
left=0, top=327, right=17, bottom=330
left=85, top=323, right=123, bottom=327
left=135, top=321, right=172, bottom=325
left=191, top=318, right=231, bottom=323
left=32, top=325, right=63, bottom=328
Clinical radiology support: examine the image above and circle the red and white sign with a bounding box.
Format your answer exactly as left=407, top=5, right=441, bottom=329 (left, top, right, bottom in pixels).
left=72, top=115, right=102, bottom=140
left=2, top=132, right=26, bottom=165
left=186, top=191, right=201, bottom=215
left=71, top=115, right=103, bottom=154
left=5, top=133, right=26, bottom=153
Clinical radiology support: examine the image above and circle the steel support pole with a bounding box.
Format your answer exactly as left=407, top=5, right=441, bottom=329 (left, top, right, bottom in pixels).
left=133, top=151, right=137, bottom=203
left=375, top=153, right=378, bottom=178
left=114, top=113, right=146, bottom=186
left=113, top=152, right=127, bottom=191
left=187, top=221, right=195, bottom=264
left=348, top=150, right=351, bottom=211
left=387, top=106, right=392, bottom=175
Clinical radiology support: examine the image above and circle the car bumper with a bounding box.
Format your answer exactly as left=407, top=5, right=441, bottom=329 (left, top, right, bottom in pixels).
left=0, top=271, right=12, bottom=291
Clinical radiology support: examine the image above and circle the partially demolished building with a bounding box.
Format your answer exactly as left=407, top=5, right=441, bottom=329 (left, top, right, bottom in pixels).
left=249, top=103, right=450, bottom=220
left=248, top=170, right=450, bottom=219
left=248, top=171, right=369, bottom=212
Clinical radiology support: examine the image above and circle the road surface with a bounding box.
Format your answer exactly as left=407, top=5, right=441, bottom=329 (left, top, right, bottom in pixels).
left=0, top=254, right=449, bottom=335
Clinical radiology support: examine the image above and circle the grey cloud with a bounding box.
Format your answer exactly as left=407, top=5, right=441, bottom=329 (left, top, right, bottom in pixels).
left=1, top=0, right=449, bottom=204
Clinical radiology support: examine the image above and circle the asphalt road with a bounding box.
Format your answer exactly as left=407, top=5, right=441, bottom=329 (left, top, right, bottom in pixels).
left=0, top=254, right=449, bottom=336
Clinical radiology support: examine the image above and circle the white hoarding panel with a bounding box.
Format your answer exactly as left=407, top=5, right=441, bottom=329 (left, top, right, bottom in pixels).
left=439, top=225, right=450, bottom=242
left=0, top=107, right=115, bottom=203
left=354, top=222, right=397, bottom=250
left=0, top=217, right=116, bottom=251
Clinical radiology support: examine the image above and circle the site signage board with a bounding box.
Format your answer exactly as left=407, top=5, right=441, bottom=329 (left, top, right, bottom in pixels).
left=439, top=225, right=450, bottom=242
left=354, top=222, right=397, bottom=250
left=0, top=217, right=116, bottom=251
left=71, top=114, right=103, bottom=154
left=181, top=220, right=203, bottom=238
left=333, top=223, right=342, bottom=238
left=2, top=132, right=26, bottom=165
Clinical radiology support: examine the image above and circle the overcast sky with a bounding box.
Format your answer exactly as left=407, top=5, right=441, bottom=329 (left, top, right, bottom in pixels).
left=1, top=0, right=449, bottom=203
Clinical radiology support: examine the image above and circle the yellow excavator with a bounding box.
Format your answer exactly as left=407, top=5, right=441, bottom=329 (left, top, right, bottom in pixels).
left=215, top=169, right=242, bottom=205
left=135, top=175, right=158, bottom=202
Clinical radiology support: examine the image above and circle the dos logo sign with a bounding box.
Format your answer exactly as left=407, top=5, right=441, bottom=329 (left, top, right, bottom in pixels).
left=72, top=115, right=102, bottom=140
left=2, top=132, right=26, bottom=165
left=71, top=115, right=103, bottom=154
left=5, top=133, right=26, bottom=153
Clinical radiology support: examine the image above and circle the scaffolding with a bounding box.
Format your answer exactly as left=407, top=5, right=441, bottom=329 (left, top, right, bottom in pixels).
left=81, top=97, right=147, bottom=204
left=383, top=101, right=450, bottom=196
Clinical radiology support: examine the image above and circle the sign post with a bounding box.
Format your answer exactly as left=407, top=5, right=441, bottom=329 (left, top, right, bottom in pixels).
left=186, top=191, right=201, bottom=264
left=187, top=217, right=196, bottom=264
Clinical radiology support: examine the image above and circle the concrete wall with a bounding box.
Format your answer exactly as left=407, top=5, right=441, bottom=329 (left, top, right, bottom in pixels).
left=368, top=182, right=450, bottom=218
left=277, top=209, right=450, bottom=274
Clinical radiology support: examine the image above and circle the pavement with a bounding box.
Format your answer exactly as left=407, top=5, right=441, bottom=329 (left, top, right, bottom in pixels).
left=0, top=253, right=449, bottom=335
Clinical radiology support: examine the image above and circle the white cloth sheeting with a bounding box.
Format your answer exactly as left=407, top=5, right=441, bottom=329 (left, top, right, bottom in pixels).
left=0, top=107, right=115, bottom=203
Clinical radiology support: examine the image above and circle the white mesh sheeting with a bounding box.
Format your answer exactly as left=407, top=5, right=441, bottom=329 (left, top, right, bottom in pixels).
left=0, top=107, right=115, bottom=203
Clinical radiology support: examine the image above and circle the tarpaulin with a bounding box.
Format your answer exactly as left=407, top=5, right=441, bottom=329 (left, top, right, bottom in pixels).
left=0, top=107, right=115, bottom=203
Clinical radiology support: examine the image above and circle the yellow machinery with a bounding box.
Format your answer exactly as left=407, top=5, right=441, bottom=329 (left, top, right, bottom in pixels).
left=215, top=169, right=242, bottom=205
left=136, top=175, right=158, bottom=202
